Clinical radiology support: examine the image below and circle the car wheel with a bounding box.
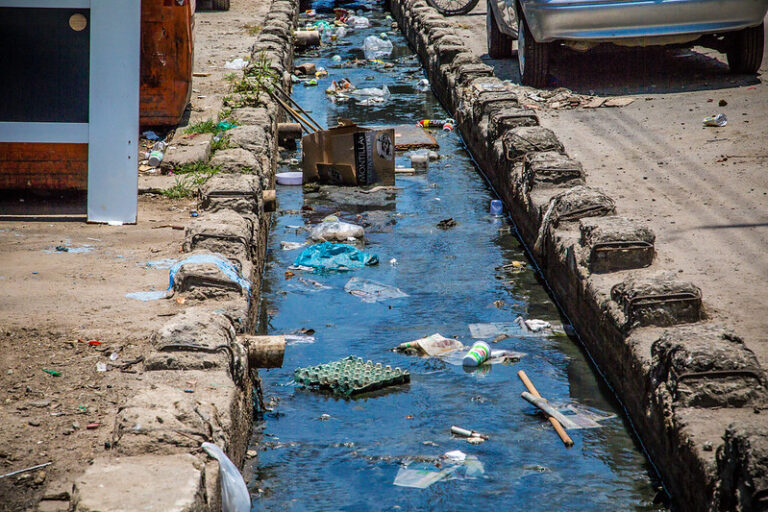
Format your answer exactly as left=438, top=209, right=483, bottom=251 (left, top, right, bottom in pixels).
left=726, top=23, right=764, bottom=74
left=212, top=0, right=230, bottom=10
left=487, top=0, right=513, bottom=59
left=517, top=11, right=549, bottom=87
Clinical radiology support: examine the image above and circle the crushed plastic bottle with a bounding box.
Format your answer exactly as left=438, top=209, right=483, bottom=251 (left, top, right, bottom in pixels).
left=703, top=113, right=727, bottom=127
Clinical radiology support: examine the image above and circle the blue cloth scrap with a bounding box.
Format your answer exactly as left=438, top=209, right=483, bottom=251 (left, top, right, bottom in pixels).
left=168, top=254, right=251, bottom=295
left=293, top=242, right=378, bottom=271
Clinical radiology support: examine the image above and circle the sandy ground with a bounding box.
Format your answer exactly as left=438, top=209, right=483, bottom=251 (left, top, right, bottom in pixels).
left=451, top=8, right=768, bottom=368
left=0, top=1, right=269, bottom=509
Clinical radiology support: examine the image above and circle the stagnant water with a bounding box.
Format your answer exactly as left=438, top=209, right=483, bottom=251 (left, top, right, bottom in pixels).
left=249, top=2, right=667, bottom=510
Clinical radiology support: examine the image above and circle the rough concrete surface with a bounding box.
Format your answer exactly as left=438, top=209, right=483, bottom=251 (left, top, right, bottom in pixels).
left=0, top=0, right=284, bottom=509
left=456, top=4, right=768, bottom=376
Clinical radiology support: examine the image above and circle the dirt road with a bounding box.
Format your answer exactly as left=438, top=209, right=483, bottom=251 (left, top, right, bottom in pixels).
left=0, top=1, right=269, bottom=509
left=451, top=8, right=768, bottom=368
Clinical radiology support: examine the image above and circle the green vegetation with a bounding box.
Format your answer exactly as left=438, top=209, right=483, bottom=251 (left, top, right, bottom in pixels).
left=223, top=51, right=278, bottom=109
left=184, top=119, right=218, bottom=135
left=161, top=162, right=223, bottom=198
left=211, top=134, right=230, bottom=152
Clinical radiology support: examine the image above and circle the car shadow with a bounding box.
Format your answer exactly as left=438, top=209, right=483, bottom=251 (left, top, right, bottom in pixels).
left=482, top=45, right=762, bottom=95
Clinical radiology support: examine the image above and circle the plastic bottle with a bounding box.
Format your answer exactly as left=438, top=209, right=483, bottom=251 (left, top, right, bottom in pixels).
left=462, top=341, right=491, bottom=366
left=490, top=199, right=503, bottom=216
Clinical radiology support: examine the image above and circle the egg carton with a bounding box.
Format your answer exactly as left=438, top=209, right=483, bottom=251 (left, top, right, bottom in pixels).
left=294, top=356, right=410, bottom=396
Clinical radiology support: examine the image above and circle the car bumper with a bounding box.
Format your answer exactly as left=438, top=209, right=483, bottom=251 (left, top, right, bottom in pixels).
left=522, top=0, right=768, bottom=42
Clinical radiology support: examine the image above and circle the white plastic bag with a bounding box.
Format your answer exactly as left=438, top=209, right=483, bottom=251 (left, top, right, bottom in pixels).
left=363, top=35, right=393, bottom=60
left=224, top=58, right=248, bottom=70
left=309, top=221, right=364, bottom=242
left=347, top=15, right=370, bottom=28
left=201, top=442, right=250, bottom=512
left=350, top=85, right=390, bottom=97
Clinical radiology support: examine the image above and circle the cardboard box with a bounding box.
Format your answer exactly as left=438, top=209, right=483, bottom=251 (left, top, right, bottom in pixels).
left=302, top=120, right=395, bottom=186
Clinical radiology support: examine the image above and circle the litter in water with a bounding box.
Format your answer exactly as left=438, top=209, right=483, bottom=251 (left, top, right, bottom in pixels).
left=309, top=221, right=365, bottom=242
left=293, top=243, right=378, bottom=272
left=344, top=277, right=408, bottom=303
left=280, top=241, right=307, bottom=251
left=394, top=333, right=463, bottom=357
left=294, top=355, right=410, bottom=396
left=393, top=451, right=485, bottom=489
left=362, top=35, right=393, bottom=60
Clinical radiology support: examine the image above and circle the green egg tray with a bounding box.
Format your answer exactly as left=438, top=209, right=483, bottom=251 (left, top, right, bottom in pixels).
left=294, top=356, right=410, bottom=396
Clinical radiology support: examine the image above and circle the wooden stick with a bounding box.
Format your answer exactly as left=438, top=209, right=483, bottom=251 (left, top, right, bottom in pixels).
left=269, top=83, right=323, bottom=132
left=254, top=77, right=323, bottom=132
left=265, top=90, right=316, bottom=133
left=518, top=370, right=574, bottom=448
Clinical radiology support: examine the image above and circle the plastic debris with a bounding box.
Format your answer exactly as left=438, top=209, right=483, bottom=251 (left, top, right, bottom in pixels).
left=393, top=451, right=484, bottom=489
left=326, top=79, right=355, bottom=95
left=309, top=221, right=364, bottom=242
left=294, top=355, right=410, bottom=396
left=284, top=334, right=316, bottom=345
left=395, top=333, right=463, bottom=357
left=41, top=368, right=60, bottom=377
left=363, top=35, right=393, bottom=60
left=293, top=242, right=378, bottom=272
left=344, top=277, right=408, bottom=303
left=416, top=78, right=430, bottom=91
left=451, top=425, right=489, bottom=441
left=331, top=55, right=342, bottom=62
left=142, top=130, right=160, bottom=141
left=224, top=58, right=248, bottom=70
left=522, top=318, right=551, bottom=332
left=201, top=442, right=251, bottom=512
left=303, top=79, right=318, bottom=87
left=703, top=113, right=728, bottom=127
left=418, top=118, right=455, bottom=129
left=347, top=15, right=370, bottom=28
left=96, top=362, right=108, bottom=373
left=281, top=241, right=307, bottom=251
left=168, top=254, right=251, bottom=295
left=315, top=67, right=328, bottom=78
left=351, top=85, right=390, bottom=98
left=125, top=290, right=168, bottom=301
left=462, top=341, right=491, bottom=366
left=469, top=317, right=556, bottom=338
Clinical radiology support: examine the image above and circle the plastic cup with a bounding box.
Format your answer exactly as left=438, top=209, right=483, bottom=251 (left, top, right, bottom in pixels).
left=462, top=341, right=491, bottom=366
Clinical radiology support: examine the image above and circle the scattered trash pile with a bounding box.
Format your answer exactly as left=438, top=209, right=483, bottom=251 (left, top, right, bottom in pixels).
left=294, top=356, right=410, bottom=396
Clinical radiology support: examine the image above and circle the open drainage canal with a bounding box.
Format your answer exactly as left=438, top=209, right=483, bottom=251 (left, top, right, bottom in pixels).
left=251, top=2, right=667, bottom=510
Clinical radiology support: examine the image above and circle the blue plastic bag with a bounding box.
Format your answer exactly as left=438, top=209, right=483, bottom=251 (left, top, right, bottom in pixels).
left=293, top=242, right=378, bottom=271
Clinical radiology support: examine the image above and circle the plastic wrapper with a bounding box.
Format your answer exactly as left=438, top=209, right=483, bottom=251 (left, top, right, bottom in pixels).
left=201, top=442, right=250, bottom=512
left=362, top=35, right=393, bottom=60
left=344, top=277, right=408, bottom=303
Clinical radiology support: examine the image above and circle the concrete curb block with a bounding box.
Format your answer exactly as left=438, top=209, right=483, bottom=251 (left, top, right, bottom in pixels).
left=59, top=0, right=299, bottom=510
left=389, top=0, right=768, bottom=510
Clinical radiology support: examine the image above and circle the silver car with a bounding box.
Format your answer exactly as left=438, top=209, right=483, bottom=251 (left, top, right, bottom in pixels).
left=487, top=0, right=768, bottom=87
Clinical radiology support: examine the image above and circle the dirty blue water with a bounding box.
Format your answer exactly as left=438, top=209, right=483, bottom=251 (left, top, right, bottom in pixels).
left=249, top=3, right=666, bottom=511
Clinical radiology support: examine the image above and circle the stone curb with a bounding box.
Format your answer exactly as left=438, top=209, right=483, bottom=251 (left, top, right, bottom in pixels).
left=55, top=1, right=299, bottom=510
left=389, top=0, right=768, bottom=510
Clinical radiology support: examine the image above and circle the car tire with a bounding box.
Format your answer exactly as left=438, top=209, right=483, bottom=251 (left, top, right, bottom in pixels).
left=726, top=23, right=764, bottom=74
left=212, top=0, right=230, bottom=11
left=517, top=11, right=549, bottom=88
left=487, top=0, right=513, bottom=59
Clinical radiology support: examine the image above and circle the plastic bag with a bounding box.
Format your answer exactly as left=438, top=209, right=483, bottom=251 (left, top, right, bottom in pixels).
left=309, top=221, right=364, bottom=242
left=201, top=442, right=250, bottom=512
left=293, top=242, right=378, bottom=271
left=344, top=277, right=408, bottom=303
left=363, top=35, right=393, bottom=60
left=351, top=85, right=390, bottom=97
left=347, top=15, right=370, bottom=28
left=224, top=58, right=248, bottom=70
